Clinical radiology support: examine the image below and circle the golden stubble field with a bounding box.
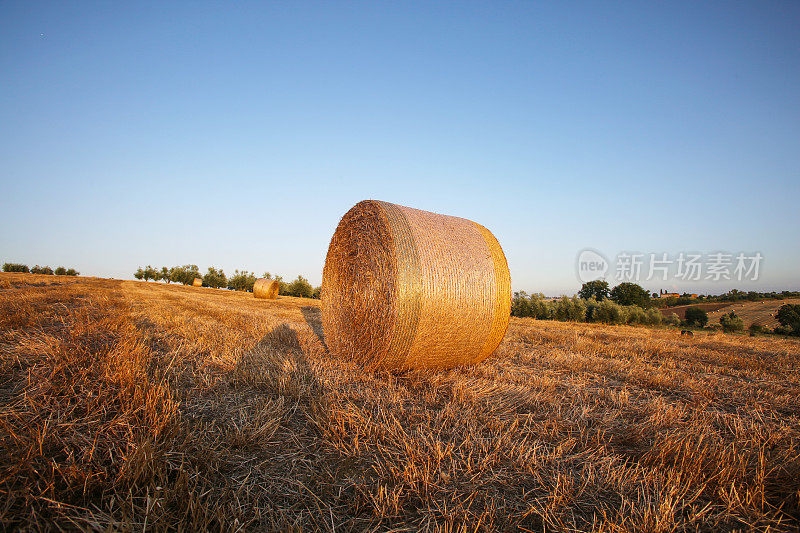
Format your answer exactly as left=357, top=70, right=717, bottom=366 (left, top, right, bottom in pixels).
left=705, top=299, right=800, bottom=330
left=1, top=272, right=799, bottom=531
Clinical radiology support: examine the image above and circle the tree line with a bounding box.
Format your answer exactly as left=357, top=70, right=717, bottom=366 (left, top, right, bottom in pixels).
left=133, top=265, right=321, bottom=298
left=3, top=263, right=79, bottom=276
left=515, top=280, right=799, bottom=336
left=512, top=292, right=669, bottom=326
left=654, top=289, right=800, bottom=308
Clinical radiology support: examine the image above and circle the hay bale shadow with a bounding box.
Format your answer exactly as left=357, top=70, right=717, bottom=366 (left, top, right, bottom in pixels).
left=260, top=323, right=303, bottom=353
left=234, top=323, right=324, bottom=400
left=301, top=307, right=327, bottom=350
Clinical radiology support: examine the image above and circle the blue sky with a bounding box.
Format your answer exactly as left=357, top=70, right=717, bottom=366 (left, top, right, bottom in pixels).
left=1, top=1, right=798, bottom=295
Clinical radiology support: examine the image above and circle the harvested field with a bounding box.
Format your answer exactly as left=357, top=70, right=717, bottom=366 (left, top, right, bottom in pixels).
left=1, top=272, right=799, bottom=531
left=705, top=298, right=800, bottom=330
left=658, top=302, right=732, bottom=320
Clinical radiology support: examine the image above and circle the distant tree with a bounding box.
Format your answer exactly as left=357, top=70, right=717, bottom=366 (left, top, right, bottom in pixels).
left=284, top=275, right=314, bottom=298
left=262, top=272, right=273, bottom=280
left=684, top=307, right=708, bottom=327
left=592, top=299, right=625, bottom=325
left=624, top=305, right=649, bottom=325
left=275, top=275, right=288, bottom=295
left=203, top=266, right=227, bottom=289
left=511, top=291, right=530, bottom=317
left=228, top=270, right=257, bottom=292
left=610, top=282, right=651, bottom=307
left=160, top=267, right=170, bottom=283
left=719, top=312, right=744, bottom=332
left=143, top=265, right=158, bottom=281
left=54, top=266, right=67, bottom=276
left=511, top=292, right=551, bottom=319
left=134, top=267, right=145, bottom=280
left=169, top=265, right=201, bottom=285
left=553, top=296, right=586, bottom=322
left=312, top=286, right=322, bottom=299
left=65, top=268, right=79, bottom=276
left=578, top=280, right=610, bottom=301
left=3, top=263, right=30, bottom=273
left=31, top=265, right=54, bottom=275
left=776, top=304, right=800, bottom=336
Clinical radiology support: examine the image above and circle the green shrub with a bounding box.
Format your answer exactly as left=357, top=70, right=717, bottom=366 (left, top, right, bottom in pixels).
left=646, top=307, right=663, bottom=325
left=665, top=312, right=681, bottom=326
left=593, top=300, right=625, bottom=324
left=139, top=265, right=156, bottom=280
left=228, top=270, right=257, bottom=292
left=312, top=286, right=322, bottom=299
left=3, top=263, right=29, bottom=273
left=748, top=323, right=765, bottom=335
left=170, top=265, right=201, bottom=285
left=54, top=266, right=67, bottom=276
left=776, top=304, right=800, bottom=336
left=553, top=296, right=586, bottom=322
left=203, top=267, right=227, bottom=289
left=512, top=292, right=553, bottom=319
left=511, top=291, right=532, bottom=317
left=623, top=305, right=649, bottom=325
left=584, top=298, right=599, bottom=322
left=65, top=268, right=79, bottom=276
left=684, top=307, right=708, bottom=327
left=284, top=275, right=314, bottom=298
left=719, top=312, right=744, bottom=332
left=31, top=265, right=54, bottom=275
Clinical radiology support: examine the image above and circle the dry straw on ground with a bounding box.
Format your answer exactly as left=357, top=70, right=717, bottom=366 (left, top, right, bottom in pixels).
left=253, top=278, right=279, bottom=299
left=193, top=277, right=202, bottom=287
left=322, top=200, right=511, bottom=370
left=2, top=272, right=798, bottom=530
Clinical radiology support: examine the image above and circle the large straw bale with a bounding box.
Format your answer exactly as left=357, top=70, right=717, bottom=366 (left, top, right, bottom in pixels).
left=322, top=200, right=511, bottom=370
left=253, top=278, right=279, bottom=299
left=192, top=277, right=202, bottom=287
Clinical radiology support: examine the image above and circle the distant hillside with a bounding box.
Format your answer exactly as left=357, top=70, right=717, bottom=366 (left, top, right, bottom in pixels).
left=658, top=302, right=732, bottom=320
left=706, top=298, right=800, bottom=329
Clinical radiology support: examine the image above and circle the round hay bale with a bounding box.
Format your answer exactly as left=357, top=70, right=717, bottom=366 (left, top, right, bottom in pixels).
left=192, top=277, right=202, bottom=287
left=322, top=200, right=511, bottom=371
left=253, top=278, right=279, bottom=299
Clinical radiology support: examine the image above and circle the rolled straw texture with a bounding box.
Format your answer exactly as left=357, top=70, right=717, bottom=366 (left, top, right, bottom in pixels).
left=253, top=278, right=279, bottom=299
left=192, top=278, right=202, bottom=287
left=322, top=200, right=511, bottom=370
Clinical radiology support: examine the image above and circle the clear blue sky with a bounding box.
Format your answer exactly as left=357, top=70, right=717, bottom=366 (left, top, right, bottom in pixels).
left=2, top=1, right=798, bottom=295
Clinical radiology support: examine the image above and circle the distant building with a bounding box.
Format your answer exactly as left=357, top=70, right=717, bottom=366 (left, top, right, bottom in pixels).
left=657, top=289, right=697, bottom=299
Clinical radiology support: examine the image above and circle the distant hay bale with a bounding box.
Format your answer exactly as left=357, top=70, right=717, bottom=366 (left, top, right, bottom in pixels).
left=193, top=278, right=202, bottom=287
left=322, top=200, right=511, bottom=371
left=253, top=278, right=279, bottom=299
